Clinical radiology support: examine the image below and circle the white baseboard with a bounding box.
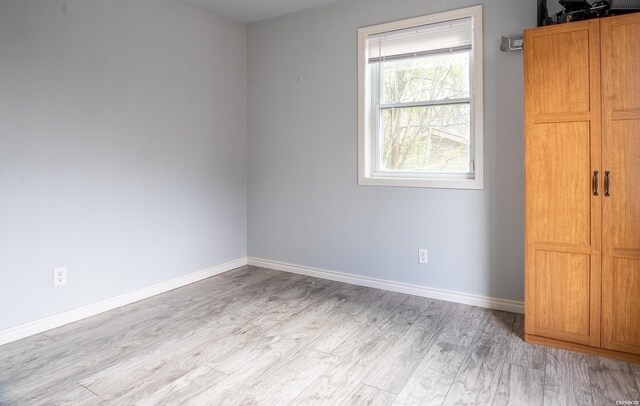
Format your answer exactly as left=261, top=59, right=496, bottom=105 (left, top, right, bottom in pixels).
left=0, top=255, right=523, bottom=347
left=248, top=257, right=524, bottom=314
left=0, top=257, right=248, bottom=346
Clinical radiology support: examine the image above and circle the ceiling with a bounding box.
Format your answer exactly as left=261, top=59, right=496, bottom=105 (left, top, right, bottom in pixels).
left=187, top=0, right=343, bottom=23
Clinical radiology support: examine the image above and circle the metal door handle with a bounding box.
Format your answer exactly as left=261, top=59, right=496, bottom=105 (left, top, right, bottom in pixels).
left=592, top=171, right=599, bottom=196
left=604, top=171, right=610, bottom=197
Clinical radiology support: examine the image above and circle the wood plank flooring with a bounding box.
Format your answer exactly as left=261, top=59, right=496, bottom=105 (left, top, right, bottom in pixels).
left=0, top=265, right=639, bottom=405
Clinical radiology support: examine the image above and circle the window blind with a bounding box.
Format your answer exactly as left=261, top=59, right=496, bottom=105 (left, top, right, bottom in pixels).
left=368, top=17, right=473, bottom=62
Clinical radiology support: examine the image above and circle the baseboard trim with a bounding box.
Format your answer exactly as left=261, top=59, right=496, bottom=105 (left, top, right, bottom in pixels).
left=1, top=256, right=523, bottom=346
left=0, top=257, right=248, bottom=346
left=248, top=257, right=524, bottom=314
left=525, top=334, right=640, bottom=364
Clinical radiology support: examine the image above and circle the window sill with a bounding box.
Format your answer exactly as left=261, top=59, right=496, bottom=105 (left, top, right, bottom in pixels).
left=358, top=175, right=483, bottom=190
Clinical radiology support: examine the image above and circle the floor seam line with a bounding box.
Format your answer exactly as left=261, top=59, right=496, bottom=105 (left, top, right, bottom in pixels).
left=77, top=382, right=99, bottom=397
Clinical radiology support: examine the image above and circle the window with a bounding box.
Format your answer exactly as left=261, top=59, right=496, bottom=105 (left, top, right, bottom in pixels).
left=358, top=6, right=483, bottom=189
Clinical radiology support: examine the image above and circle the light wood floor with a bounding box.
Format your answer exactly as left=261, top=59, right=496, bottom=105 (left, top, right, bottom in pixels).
left=1, top=266, right=639, bottom=405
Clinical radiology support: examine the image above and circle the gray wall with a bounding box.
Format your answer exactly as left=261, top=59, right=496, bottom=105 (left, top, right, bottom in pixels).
left=247, top=0, right=533, bottom=301
left=0, top=0, right=247, bottom=330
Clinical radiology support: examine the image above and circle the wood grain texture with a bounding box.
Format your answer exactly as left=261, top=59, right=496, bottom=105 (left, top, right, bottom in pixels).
left=1, top=267, right=638, bottom=405
left=185, top=342, right=325, bottom=404
left=392, top=339, right=469, bottom=406
left=506, top=314, right=546, bottom=371
left=530, top=250, right=592, bottom=343
left=526, top=121, right=592, bottom=246
left=442, top=310, right=517, bottom=406
left=526, top=23, right=591, bottom=115
left=44, top=301, right=175, bottom=343
left=438, top=304, right=486, bottom=347
left=78, top=366, right=227, bottom=406
left=133, top=365, right=228, bottom=406
left=344, top=384, right=396, bottom=406
left=361, top=300, right=458, bottom=394
left=587, top=356, right=640, bottom=406
left=7, top=381, right=97, bottom=406
left=632, top=363, right=640, bottom=392
left=293, top=303, right=421, bottom=405
left=329, top=295, right=424, bottom=359
left=0, top=271, right=280, bottom=404
left=0, top=333, right=53, bottom=363
left=77, top=321, right=223, bottom=396
left=0, top=314, right=207, bottom=403
left=544, top=348, right=594, bottom=406
left=308, top=286, right=391, bottom=354
left=603, top=257, right=640, bottom=354
left=233, top=348, right=339, bottom=406
left=601, top=12, right=640, bottom=357
left=524, top=19, right=602, bottom=349
left=493, top=363, right=544, bottom=406
left=0, top=302, right=174, bottom=383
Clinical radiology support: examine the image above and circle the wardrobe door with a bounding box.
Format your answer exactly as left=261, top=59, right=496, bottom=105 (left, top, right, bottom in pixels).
left=601, top=13, right=640, bottom=355
left=524, top=20, right=602, bottom=346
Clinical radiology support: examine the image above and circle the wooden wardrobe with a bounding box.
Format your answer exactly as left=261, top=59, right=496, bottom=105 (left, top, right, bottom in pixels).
left=524, top=13, right=640, bottom=363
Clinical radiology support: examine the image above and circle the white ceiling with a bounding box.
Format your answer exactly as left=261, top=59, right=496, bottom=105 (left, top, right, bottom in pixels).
left=187, top=0, right=343, bottom=23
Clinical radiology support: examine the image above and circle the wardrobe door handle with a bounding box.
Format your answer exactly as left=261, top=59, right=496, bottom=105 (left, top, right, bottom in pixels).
left=592, top=171, right=599, bottom=196
left=605, top=171, right=610, bottom=197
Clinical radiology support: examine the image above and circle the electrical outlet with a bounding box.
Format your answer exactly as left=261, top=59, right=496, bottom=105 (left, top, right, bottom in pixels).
left=53, top=267, right=67, bottom=287
left=419, top=249, right=428, bottom=264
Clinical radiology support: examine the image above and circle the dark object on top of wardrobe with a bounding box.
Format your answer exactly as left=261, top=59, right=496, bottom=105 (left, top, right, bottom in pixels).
left=609, top=0, right=640, bottom=13
left=556, top=0, right=611, bottom=22
left=537, top=0, right=555, bottom=26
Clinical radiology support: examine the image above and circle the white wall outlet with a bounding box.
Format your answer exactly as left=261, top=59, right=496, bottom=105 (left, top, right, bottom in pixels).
left=419, top=249, right=428, bottom=264
left=53, top=267, right=67, bottom=287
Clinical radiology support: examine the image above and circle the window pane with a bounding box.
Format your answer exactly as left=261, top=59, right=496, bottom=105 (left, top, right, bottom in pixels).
left=381, top=52, right=469, bottom=104
left=380, top=104, right=470, bottom=173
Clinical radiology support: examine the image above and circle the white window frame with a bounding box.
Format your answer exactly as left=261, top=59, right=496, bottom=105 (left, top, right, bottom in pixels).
left=357, top=5, right=484, bottom=189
